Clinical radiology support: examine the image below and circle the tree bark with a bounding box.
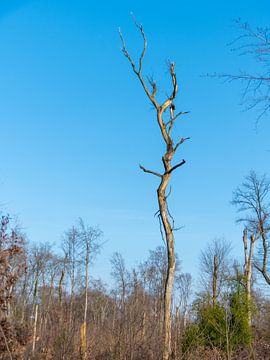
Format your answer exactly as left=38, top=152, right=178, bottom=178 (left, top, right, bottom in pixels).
left=243, top=229, right=255, bottom=327
left=158, top=172, right=175, bottom=360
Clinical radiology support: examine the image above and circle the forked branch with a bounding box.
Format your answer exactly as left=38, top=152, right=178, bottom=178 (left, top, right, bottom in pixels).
left=119, top=24, right=159, bottom=109
left=119, top=21, right=189, bottom=156
left=161, top=63, right=178, bottom=112
left=165, top=160, right=186, bottom=175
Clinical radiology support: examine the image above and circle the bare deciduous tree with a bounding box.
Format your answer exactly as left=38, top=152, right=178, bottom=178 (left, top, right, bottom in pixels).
left=62, top=226, right=80, bottom=326
left=216, top=20, right=270, bottom=121
left=111, top=252, right=128, bottom=306
left=175, top=273, right=192, bottom=325
left=77, top=218, right=103, bottom=360
left=232, top=171, right=270, bottom=286
left=119, top=19, right=189, bottom=360
left=200, top=238, right=231, bottom=306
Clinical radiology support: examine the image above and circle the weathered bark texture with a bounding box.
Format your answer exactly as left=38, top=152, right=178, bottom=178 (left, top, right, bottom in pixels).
left=243, top=229, right=255, bottom=326
left=120, top=20, right=189, bottom=360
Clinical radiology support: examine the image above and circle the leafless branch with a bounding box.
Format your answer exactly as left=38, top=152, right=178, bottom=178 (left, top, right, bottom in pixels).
left=147, top=75, right=157, bottom=97
left=0, top=324, right=12, bottom=360
left=161, top=63, right=178, bottom=112
left=167, top=112, right=187, bottom=134
left=165, top=160, right=186, bottom=174
left=174, top=137, right=190, bottom=152
left=165, top=186, right=172, bottom=200
left=158, top=213, right=166, bottom=245
left=209, top=20, right=270, bottom=122
left=118, top=25, right=159, bottom=110
left=130, top=14, right=147, bottom=74
left=232, top=171, right=270, bottom=286
left=139, top=164, right=162, bottom=178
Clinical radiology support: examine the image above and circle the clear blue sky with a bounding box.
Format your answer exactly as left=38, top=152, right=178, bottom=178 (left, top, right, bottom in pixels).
left=0, top=0, right=269, bottom=285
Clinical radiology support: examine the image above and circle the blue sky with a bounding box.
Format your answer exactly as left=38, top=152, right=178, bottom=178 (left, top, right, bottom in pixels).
left=0, top=0, right=269, bottom=285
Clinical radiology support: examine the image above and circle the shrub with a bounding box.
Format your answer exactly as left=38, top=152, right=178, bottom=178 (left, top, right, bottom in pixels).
left=182, top=288, right=252, bottom=356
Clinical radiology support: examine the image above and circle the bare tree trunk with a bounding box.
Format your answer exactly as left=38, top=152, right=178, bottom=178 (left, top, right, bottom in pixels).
left=32, top=270, right=39, bottom=322
left=20, top=273, right=28, bottom=324
left=81, top=244, right=89, bottom=360
left=58, top=269, right=64, bottom=306
left=212, top=255, right=217, bottom=306
left=174, top=306, right=179, bottom=360
left=58, top=269, right=65, bottom=324
left=120, top=21, right=189, bottom=360
left=70, top=263, right=75, bottom=327
left=32, top=304, right=38, bottom=355
left=141, top=310, right=146, bottom=341
left=158, top=172, right=175, bottom=360
left=243, top=229, right=255, bottom=326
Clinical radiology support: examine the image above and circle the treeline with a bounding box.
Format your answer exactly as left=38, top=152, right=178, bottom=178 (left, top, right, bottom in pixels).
left=1, top=171, right=270, bottom=359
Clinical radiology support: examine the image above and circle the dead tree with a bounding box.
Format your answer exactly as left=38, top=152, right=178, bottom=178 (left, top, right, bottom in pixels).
left=119, top=20, right=189, bottom=360
left=243, top=228, right=255, bottom=326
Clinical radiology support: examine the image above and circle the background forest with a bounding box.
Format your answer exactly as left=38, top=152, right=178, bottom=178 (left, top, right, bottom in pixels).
left=1, top=0, right=270, bottom=359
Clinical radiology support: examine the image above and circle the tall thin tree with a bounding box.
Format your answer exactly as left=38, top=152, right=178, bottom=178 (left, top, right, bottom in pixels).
left=78, top=219, right=103, bottom=360
left=119, top=19, right=189, bottom=360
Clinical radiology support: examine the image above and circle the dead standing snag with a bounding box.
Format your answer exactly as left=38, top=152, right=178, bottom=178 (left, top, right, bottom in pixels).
left=119, top=20, right=189, bottom=360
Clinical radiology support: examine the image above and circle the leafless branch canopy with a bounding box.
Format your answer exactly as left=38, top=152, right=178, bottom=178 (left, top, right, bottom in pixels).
left=211, top=19, right=270, bottom=122
left=232, top=170, right=270, bottom=286
left=119, top=20, right=189, bottom=178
